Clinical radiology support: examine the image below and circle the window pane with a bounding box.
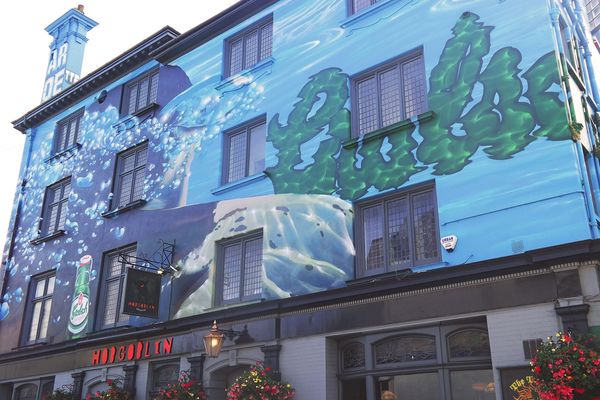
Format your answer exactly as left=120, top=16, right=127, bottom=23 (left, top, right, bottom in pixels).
left=402, top=57, right=427, bottom=118
left=342, top=342, right=365, bottom=370
left=357, top=76, right=379, bottom=135
left=222, top=243, right=242, bottom=301
left=51, top=186, right=62, bottom=203
left=229, top=39, right=244, bottom=76
left=353, top=0, right=373, bottom=13
left=244, top=29, right=259, bottom=69
left=375, top=335, right=436, bottom=364
left=57, top=125, right=68, bottom=152
left=131, top=170, right=145, bottom=202
left=341, top=378, right=366, bottom=400
left=387, top=198, right=410, bottom=266
left=122, top=153, right=136, bottom=172
left=136, top=147, right=148, bottom=167
left=57, top=201, right=68, bottom=231
left=103, top=280, right=120, bottom=326
left=35, top=279, right=46, bottom=298
left=248, top=123, right=266, bottom=176
left=39, top=299, right=52, bottom=339
left=149, top=73, right=159, bottom=104
left=138, top=78, right=150, bottom=110
left=259, top=23, right=273, bottom=61
left=450, top=370, right=495, bottom=400
left=379, top=373, right=439, bottom=400
left=118, top=172, right=134, bottom=207
left=154, top=365, right=180, bottom=389
left=128, top=84, right=138, bottom=115
left=40, top=381, right=55, bottom=400
left=449, top=330, right=491, bottom=358
left=227, top=131, right=248, bottom=183
left=47, top=276, right=55, bottom=295
left=363, top=205, right=384, bottom=270
left=243, top=237, right=263, bottom=298
left=412, top=191, right=438, bottom=262
left=68, top=119, right=78, bottom=147
left=62, top=182, right=71, bottom=198
left=379, top=67, right=402, bottom=127
left=15, top=384, right=37, bottom=400
left=29, top=301, right=42, bottom=342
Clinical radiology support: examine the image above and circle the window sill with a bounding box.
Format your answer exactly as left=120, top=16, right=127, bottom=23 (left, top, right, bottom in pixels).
left=216, top=57, right=275, bottom=92
left=343, top=110, right=434, bottom=149
left=211, top=172, right=267, bottom=195
left=102, top=199, right=147, bottom=218
left=13, top=341, right=48, bottom=350
left=30, top=230, right=66, bottom=245
left=341, top=0, right=399, bottom=28
left=45, top=143, right=82, bottom=163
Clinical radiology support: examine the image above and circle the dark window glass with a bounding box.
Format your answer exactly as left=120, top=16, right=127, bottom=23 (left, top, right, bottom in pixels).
left=352, top=52, right=426, bottom=137
left=150, top=363, right=180, bottom=398
left=450, top=369, right=495, bottom=400
left=342, top=342, right=365, bottom=370
left=377, top=373, right=439, bottom=400
left=54, top=109, right=83, bottom=154
left=375, top=335, right=436, bottom=365
left=100, top=246, right=135, bottom=328
left=113, top=144, right=148, bottom=210
left=223, top=118, right=266, bottom=184
left=14, top=384, right=37, bottom=400
left=358, top=185, right=439, bottom=275
left=25, top=274, right=55, bottom=344
left=219, top=232, right=263, bottom=304
left=225, top=16, right=273, bottom=78
left=124, top=70, right=159, bottom=115
left=448, top=330, right=491, bottom=359
left=40, top=178, right=71, bottom=236
left=341, top=378, right=366, bottom=400
left=40, top=380, right=55, bottom=400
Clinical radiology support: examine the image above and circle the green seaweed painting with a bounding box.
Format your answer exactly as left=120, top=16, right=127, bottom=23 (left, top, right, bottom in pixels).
left=266, top=12, right=571, bottom=200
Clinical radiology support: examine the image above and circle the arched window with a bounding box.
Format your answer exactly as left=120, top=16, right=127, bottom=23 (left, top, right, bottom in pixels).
left=153, top=364, right=180, bottom=389
left=14, top=384, right=37, bottom=400
left=447, top=329, right=491, bottom=359
left=342, top=342, right=365, bottom=370
left=374, top=335, right=436, bottom=365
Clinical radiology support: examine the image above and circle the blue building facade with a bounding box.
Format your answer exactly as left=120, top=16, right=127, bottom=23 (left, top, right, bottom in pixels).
left=1, top=0, right=600, bottom=399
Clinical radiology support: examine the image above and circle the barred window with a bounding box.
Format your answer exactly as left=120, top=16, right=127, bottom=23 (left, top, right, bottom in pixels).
left=123, top=70, right=159, bottom=115
left=218, top=232, right=263, bottom=305
left=585, top=0, right=600, bottom=33
left=222, top=117, right=266, bottom=184
left=40, top=178, right=71, bottom=237
left=54, top=109, right=83, bottom=154
left=100, top=245, right=135, bottom=329
left=352, top=51, right=427, bottom=137
left=24, top=273, right=55, bottom=344
left=112, top=143, right=148, bottom=210
left=357, top=184, right=439, bottom=275
left=348, top=0, right=380, bottom=15
left=224, top=16, right=273, bottom=78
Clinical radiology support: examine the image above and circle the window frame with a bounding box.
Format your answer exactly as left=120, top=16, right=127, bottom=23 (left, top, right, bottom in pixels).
left=354, top=182, right=440, bottom=277
left=350, top=48, right=427, bottom=138
left=53, top=108, right=84, bottom=155
left=215, top=230, right=264, bottom=306
left=38, top=177, right=72, bottom=238
left=148, top=359, right=181, bottom=398
left=347, top=0, right=380, bottom=16
left=221, top=115, right=267, bottom=185
left=110, top=141, right=148, bottom=212
left=223, top=14, right=273, bottom=79
left=96, top=244, right=136, bottom=330
left=21, top=271, right=56, bottom=346
left=121, top=68, right=160, bottom=116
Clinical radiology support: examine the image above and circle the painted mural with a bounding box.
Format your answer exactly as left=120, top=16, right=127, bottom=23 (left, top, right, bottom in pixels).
left=0, top=0, right=591, bottom=352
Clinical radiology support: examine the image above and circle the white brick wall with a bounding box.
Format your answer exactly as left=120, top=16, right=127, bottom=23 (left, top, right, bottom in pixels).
left=280, top=336, right=328, bottom=400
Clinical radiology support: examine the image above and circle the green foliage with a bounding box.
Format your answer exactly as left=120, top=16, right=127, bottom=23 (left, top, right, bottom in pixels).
left=46, top=386, right=77, bottom=400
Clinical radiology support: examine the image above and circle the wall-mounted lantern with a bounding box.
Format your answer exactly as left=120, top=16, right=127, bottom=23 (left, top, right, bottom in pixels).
left=202, top=320, right=251, bottom=358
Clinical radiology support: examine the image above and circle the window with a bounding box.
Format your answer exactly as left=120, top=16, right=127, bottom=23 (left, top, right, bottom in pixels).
left=585, top=0, right=600, bottom=32
left=224, top=16, right=273, bottom=78
left=348, top=0, right=381, bottom=15
left=14, top=384, right=37, bottom=400
left=53, top=109, right=83, bottom=154
left=39, top=178, right=71, bottom=237
left=351, top=51, right=426, bottom=137
left=149, top=362, right=180, bottom=398
left=12, top=379, right=54, bottom=400
left=98, top=245, right=135, bottom=329
left=122, top=70, right=159, bottom=115
left=217, top=231, right=263, bottom=305
left=111, top=143, right=148, bottom=210
left=222, top=117, right=266, bottom=184
left=356, top=184, right=439, bottom=276
left=23, top=273, right=55, bottom=344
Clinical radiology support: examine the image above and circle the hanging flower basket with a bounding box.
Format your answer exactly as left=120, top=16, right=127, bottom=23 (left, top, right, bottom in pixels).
left=226, top=362, right=295, bottom=400
left=85, top=379, right=132, bottom=400
left=153, top=370, right=207, bottom=400
left=530, top=332, right=600, bottom=400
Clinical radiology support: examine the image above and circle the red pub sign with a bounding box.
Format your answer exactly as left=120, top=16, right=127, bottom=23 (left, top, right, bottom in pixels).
left=91, top=337, right=173, bottom=366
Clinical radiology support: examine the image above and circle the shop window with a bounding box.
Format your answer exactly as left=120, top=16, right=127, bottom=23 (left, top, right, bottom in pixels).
left=356, top=184, right=439, bottom=276
left=53, top=109, right=83, bottom=155
left=98, top=245, right=136, bottom=329
left=348, top=0, right=380, bottom=15
left=222, top=116, right=266, bottom=184
left=150, top=362, right=180, bottom=398
left=224, top=15, right=273, bottom=78
left=39, top=177, right=71, bottom=238
left=342, top=342, right=365, bottom=370
left=14, top=384, right=37, bottom=400
left=110, top=142, right=148, bottom=211
left=377, top=373, right=440, bottom=400
left=217, top=231, right=263, bottom=305
left=122, top=69, right=159, bottom=115
left=351, top=50, right=427, bottom=137
left=447, top=329, right=491, bottom=359
left=341, top=378, right=366, bottom=400
left=22, top=273, right=55, bottom=345
left=450, top=370, right=495, bottom=400
left=374, top=335, right=436, bottom=365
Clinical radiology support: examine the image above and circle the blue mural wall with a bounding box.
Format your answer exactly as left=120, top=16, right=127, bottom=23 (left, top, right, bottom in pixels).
left=0, top=0, right=592, bottom=351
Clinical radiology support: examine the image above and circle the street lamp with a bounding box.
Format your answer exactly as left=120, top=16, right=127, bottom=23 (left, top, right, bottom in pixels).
left=202, top=320, right=251, bottom=358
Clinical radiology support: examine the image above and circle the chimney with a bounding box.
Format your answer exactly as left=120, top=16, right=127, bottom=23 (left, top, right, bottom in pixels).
left=41, top=5, right=98, bottom=103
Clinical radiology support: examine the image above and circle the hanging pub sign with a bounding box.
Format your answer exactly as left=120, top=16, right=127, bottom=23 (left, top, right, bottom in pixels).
left=122, top=268, right=161, bottom=318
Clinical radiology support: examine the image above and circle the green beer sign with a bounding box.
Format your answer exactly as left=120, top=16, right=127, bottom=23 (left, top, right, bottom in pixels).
left=68, top=255, right=92, bottom=337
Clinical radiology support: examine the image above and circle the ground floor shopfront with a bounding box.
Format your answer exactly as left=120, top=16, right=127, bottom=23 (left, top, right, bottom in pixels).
left=1, top=253, right=599, bottom=400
